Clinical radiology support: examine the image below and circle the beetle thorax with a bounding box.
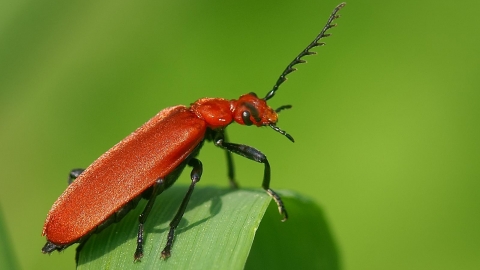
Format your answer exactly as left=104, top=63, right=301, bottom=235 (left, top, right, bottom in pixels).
left=190, top=98, right=234, bottom=129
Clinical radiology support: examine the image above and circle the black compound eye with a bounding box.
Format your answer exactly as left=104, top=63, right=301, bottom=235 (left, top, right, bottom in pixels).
left=242, top=111, right=253, bottom=126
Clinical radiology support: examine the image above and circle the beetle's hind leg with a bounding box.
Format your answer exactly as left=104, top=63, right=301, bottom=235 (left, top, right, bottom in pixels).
left=161, top=158, right=203, bottom=259
left=68, top=168, right=84, bottom=185
left=41, top=241, right=68, bottom=254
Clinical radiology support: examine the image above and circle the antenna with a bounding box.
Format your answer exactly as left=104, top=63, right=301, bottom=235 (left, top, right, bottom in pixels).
left=263, top=2, right=346, bottom=101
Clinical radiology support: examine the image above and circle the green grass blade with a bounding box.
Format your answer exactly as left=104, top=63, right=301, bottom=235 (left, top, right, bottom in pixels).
left=0, top=206, right=20, bottom=270
left=77, top=187, right=338, bottom=270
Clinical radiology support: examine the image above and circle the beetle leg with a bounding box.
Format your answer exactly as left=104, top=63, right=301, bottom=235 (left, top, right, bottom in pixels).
left=213, top=133, right=288, bottom=222
left=161, top=158, right=203, bottom=259
left=134, top=178, right=167, bottom=261
left=68, top=168, right=84, bottom=185
left=223, top=132, right=239, bottom=189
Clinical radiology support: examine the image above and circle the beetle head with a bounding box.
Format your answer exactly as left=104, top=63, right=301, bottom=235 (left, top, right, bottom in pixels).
left=232, top=92, right=294, bottom=142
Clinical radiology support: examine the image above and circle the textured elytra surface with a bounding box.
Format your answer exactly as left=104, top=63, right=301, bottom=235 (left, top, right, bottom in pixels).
left=43, top=106, right=206, bottom=245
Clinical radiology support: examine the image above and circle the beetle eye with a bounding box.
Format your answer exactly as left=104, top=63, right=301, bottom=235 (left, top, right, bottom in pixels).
left=242, top=111, right=253, bottom=126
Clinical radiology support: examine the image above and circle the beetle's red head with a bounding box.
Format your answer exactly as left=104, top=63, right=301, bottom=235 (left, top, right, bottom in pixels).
left=231, top=92, right=294, bottom=142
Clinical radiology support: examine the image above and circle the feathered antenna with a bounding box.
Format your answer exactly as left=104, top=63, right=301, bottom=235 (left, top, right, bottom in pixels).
left=263, top=2, right=346, bottom=101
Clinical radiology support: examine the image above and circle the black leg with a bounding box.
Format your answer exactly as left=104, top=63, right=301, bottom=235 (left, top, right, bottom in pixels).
left=161, top=158, right=203, bottom=259
left=223, top=132, right=239, bottom=189
left=68, top=168, right=84, bottom=185
left=134, top=178, right=167, bottom=261
left=213, top=132, right=288, bottom=222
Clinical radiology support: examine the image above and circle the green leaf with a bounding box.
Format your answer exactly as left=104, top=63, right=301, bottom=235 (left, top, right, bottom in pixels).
left=77, top=187, right=339, bottom=270
left=246, top=190, right=340, bottom=269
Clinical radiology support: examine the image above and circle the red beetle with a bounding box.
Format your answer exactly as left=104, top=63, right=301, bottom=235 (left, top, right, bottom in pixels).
left=42, top=3, right=345, bottom=261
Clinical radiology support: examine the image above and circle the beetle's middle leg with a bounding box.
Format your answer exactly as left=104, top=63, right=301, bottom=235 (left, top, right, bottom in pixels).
left=223, top=132, right=239, bottom=189
left=134, top=178, right=167, bottom=261
left=161, top=158, right=203, bottom=259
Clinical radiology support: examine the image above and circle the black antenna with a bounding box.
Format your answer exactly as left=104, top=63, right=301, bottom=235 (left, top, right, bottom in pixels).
left=274, top=105, right=292, bottom=113
left=263, top=2, right=346, bottom=101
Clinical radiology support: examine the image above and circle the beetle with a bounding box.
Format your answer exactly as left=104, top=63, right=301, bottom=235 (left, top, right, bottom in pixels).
left=42, top=3, right=346, bottom=262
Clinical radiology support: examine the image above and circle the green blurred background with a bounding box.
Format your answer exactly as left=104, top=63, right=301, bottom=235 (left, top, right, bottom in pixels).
left=1, top=0, right=479, bottom=269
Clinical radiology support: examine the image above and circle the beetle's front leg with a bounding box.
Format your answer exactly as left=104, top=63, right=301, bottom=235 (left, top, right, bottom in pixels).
left=213, top=132, right=288, bottom=222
